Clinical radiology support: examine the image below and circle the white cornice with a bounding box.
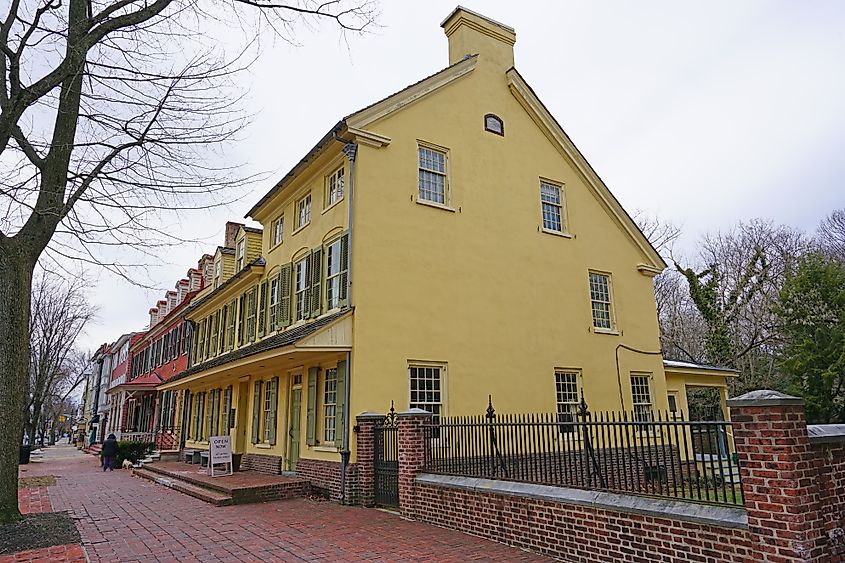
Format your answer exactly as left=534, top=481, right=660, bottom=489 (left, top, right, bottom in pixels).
left=347, top=56, right=478, bottom=129
left=345, top=127, right=391, bottom=148
left=506, top=69, right=667, bottom=271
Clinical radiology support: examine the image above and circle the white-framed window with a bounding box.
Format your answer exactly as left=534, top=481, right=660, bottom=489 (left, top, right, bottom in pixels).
left=418, top=145, right=447, bottom=204
left=271, top=215, right=284, bottom=247
left=236, top=238, right=245, bottom=270
left=589, top=272, right=614, bottom=330
left=263, top=378, right=277, bottom=443
left=540, top=181, right=564, bottom=233
left=296, top=193, right=312, bottom=229
left=323, top=368, right=338, bottom=443
left=213, top=260, right=222, bottom=288
left=409, top=364, right=444, bottom=427
left=325, top=238, right=342, bottom=310
left=268, top=276, right=279, bottom=332
left=294, top=257, right=309, bottom=321
left=554, top=370, right=581, bottom=434
left=631, top=374, right=653, bottom=422
left=325, top=167, right=344, bottom=208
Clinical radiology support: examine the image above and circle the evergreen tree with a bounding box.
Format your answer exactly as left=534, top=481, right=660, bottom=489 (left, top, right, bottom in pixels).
left=776, top=253, right=845, bottom=423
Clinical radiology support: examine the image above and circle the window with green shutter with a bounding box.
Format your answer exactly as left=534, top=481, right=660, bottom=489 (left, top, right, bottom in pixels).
left=339, top=233, right=349, bottom=307
left=306, top=367, right=318, bottom=446
left=208, top=388, right=219, bottom=437
left=335, top=360, right=347, bottom=448
left=268, top=275, right=279, bottom=333
left=309, top=247, right=322, bottom=318
left=258, top=281, right=268, bottom=338
left=247, top=286, right=258, bottom=342
left=251, top=381, right=262, bottom=443
left=238, top=293, right=246, bottom=346
left=219, top=306, right=228, bottom=354
left=278, top=263, right=292, bottom=329
left=197, top=319, right=206, bottom=362
left=221, top=386, right=232, bottom=432
left=227, top=298, right=237, bottom=351
left=265, top=377, right=279, bottom=445
left=209, top=312, right=219, bottom=357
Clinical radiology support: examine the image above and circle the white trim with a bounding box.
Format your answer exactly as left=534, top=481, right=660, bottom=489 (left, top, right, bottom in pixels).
left=415, top=198, right=456, bottom=213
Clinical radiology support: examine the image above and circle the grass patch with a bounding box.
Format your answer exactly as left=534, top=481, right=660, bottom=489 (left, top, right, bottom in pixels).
left=18, top=476, right=56, bottom=489
left=0, top=512, right=80, bottom=554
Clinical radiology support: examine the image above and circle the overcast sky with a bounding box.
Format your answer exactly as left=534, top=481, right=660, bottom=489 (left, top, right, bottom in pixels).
left=75, top=0, right=845, bottom=351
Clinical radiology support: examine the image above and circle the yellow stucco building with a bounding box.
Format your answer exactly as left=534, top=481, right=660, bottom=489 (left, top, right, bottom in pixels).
left=159, top=7, right=732, bottom=499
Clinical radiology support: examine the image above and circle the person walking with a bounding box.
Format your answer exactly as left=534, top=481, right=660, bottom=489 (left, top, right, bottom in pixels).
left=101, top=433, right=118, bottom=472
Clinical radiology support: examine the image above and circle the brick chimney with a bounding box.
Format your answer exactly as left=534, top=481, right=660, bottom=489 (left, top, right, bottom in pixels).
left=441, top=7, right=515, bottom=70
left=224, top=221, right=243, bottom=248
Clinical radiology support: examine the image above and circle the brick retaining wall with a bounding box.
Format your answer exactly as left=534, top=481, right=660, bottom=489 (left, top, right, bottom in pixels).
left=294, top=458, right=359, bottom=503
left=240, top=453, right=282, bottom=475
left=414, top=475, right=750, bottom=562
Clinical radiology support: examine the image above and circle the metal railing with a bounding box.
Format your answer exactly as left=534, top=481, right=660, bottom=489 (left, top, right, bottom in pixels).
left=422, top=398, right=743, bottom=506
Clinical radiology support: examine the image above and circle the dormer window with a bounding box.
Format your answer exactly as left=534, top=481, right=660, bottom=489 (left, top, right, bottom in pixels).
left=484, top=114, right=504, bottom=136
left=236, top=238, right=245, bottom=270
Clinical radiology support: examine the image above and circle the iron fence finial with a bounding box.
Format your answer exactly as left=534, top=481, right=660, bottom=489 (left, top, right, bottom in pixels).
left=486, top=395, right=495, bottom=420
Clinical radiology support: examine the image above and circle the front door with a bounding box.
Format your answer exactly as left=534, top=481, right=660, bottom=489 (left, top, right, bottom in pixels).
left=287, top=387, right=302, bottom=471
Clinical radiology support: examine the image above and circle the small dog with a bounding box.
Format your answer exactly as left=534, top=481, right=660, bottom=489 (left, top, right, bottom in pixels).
left=121, top=459, right=134, bottom=470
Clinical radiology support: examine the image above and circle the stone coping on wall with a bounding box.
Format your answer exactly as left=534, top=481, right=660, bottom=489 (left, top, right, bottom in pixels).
left=416, top=473, right=748, bottom=530
left=807, top=424, right=845, bottom=444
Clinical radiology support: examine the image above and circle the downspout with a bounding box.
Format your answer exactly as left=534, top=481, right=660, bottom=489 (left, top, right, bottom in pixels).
left=339, top=140, right=357, bottom=504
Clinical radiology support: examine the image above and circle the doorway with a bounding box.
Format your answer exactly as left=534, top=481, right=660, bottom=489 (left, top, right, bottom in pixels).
left=236, top=381, right=249, bottom=454
left=287, top=375, right=302, bottom=472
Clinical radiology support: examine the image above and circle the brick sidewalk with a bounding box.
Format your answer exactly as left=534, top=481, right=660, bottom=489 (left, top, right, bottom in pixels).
left=17, top=487, right=52, bottom=515
left=0, top=544, right=86, bottom=563
left=28, top=448, right=552, bottom=562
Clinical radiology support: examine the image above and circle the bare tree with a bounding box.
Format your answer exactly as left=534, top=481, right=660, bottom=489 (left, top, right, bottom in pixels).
left=24, top=274, right=93, bottom=446
left=0, top=0, right=376, bottom=523
left=818, top=209, right=845, bottom=263
left=673, top=220, right=807, bottom=394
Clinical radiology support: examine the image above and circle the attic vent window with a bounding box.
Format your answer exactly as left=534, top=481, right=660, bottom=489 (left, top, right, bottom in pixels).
left=484, top=114, right=504, bottom=136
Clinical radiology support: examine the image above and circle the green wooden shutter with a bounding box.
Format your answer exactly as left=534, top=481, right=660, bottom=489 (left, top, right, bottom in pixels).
left=207, top=391, right=215, bottom=438
left=306, top=367, right=318, bottom=446
left=184, top=391, right=192, bottom=440
left=278, top=263, right=292, bottom=329
left=335, top=360, right=347, bottom=448
left=310, top=248, right=323, bottom=318
left=247, top=287, right=257, bottom=343
left=227, top=298, right=237, bottom=351
left=222, top=386, right=232, bottom=432
left=258, top=281, right=268, bottom=338
left=269, top=377, right=279, bottom=445
left=339, top=232, right=349, bottom=307
left=251, top=381, right=262, bottom=443
left=268, top=275, right=279, bottom=333
left=238, top=293, right=246, bottom=346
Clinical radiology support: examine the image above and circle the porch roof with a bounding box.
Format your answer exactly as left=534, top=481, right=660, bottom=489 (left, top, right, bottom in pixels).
left=107, top=372, right=163, bottom=393
left=158, top=309, right=352, bottom=390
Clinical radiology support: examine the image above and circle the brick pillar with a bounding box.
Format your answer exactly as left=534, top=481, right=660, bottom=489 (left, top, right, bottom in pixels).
left=728, top=390, right=825, bottom=562
left=355, top=412, right=385, bottom=507
left=397, top=408, right=432, bottom=520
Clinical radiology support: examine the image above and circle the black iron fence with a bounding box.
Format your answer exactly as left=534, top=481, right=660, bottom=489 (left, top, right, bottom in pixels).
left=422, top=398, right=743, bottom=506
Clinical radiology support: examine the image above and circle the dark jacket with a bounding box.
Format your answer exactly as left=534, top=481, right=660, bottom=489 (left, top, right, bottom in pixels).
left=101, top=436, right=118, bottom=457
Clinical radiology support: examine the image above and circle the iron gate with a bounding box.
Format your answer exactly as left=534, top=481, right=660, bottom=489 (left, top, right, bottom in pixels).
left=374, top=404, right=399, bottom=508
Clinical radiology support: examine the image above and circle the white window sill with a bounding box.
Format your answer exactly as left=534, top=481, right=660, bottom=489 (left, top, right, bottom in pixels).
left=541, top=228, right=573, bottom=239
left=415, top=199, right=455, bottom=213
left=322, top=198, right=344, bottom=214
left=269, top=241, right=283, bottom=251
left=291, top=222, right=310, bottom=236
left=312, top=445, right=338, bottom=453
left=255, top=443, right=272, bottom=450
left=592, top=327, right=620, bottom=336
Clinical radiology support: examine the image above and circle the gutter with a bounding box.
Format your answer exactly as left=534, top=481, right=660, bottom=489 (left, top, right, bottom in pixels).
left=338, top=140, right=357, bottom=504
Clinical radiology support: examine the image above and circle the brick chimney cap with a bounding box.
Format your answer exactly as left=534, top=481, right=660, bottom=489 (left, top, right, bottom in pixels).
left=727, top=389, right=803, bottom=407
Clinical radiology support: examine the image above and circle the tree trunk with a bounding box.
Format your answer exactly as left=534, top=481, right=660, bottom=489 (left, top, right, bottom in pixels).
left=0, top=238, right=34, bottom=523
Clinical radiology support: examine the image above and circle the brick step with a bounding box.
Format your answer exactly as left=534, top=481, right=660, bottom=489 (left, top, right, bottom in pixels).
left=142, top=463, right=233, bottom=495
left=133, top=468, right=232, bottom=506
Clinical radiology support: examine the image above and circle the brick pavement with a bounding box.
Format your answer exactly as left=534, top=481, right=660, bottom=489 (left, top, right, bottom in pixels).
left=17, top=487, right=51, bottom=515
left=26, top=447, right=553, bottom=562
left=0, top=544, right=86, bottom=563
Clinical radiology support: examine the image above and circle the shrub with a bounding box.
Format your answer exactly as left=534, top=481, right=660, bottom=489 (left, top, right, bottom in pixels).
left=113, top=441, right=155, bottom=467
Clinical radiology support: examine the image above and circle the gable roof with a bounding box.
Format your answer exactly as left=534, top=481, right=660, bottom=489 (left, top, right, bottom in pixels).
left=245, top=53, right=664, bottom=270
